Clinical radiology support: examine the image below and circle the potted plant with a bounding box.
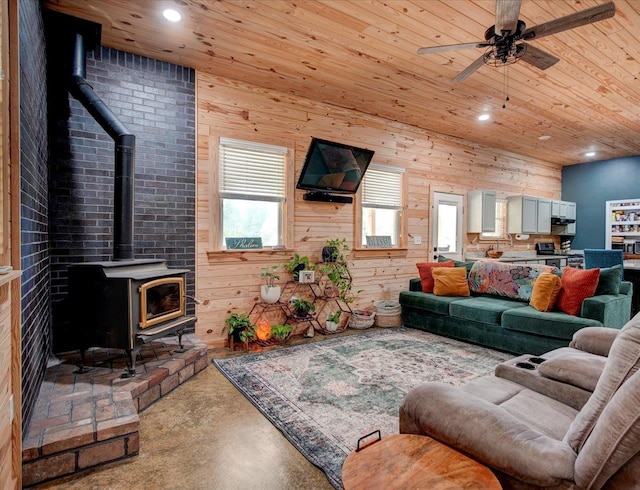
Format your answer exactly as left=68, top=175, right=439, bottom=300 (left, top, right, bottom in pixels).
left=270, top=324, right=293, bottom=342
left=292, top=298, right=315, bottom=318
left=222, top=312, right=256, bottom=347
left=320, top=238, right=355, bottom=302
left=326, top=310, right=341, bottom=332
left=284, top=253, right=314, bottom=281
left=260, top=265, right=281, bottom=303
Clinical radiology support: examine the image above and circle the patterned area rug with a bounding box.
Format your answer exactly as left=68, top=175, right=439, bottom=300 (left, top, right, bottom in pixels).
left=213, top=327, right=510, bottom=489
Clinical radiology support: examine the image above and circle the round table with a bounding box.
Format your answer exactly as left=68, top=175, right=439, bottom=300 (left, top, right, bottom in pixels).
left=342, top=433, right=502, bottom=489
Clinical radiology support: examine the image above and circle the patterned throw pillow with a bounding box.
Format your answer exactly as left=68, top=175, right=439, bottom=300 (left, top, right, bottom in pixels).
left=530, top=272, right=563, bottom=312
left=416, top=261, right=454, bottom=293
left=556, top=267, right=600, bottom=316
left=432, top=267, right=470, bottom=297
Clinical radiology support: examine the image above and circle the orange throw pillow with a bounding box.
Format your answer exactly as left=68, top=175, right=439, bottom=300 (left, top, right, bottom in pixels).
left=416, top=261, right=454, bottom=293
left=432, top=267, right=470, bottom=297
left=530, top=273, right=562, bottom=312
left=556, top=267, right=600, bottom=316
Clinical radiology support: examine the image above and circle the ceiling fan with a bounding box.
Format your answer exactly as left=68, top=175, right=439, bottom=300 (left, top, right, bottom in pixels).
left=417, top=0, right=615, bottom=82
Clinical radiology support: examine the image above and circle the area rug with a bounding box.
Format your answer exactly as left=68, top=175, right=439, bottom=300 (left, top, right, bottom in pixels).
left=213, top=327, right=510, bottom=489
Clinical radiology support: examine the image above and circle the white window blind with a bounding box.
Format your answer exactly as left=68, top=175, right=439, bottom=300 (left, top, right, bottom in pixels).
left=219, top=137, right=286, bottom=202
left=362, top=165, right=403, bottom=209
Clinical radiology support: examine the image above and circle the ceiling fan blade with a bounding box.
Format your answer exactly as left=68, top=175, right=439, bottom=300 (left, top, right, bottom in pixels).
left=452, top=54, right=486, bottom=83
left=522, top=1, right=615, bottom=41
left=495, top=0, right=522, bottom=35
left=417, top=42, right=489, bottom=55
left=520, top=44, right=560, bottom=70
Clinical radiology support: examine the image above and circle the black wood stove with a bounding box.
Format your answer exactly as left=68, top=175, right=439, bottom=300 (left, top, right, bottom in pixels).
left=68, top=259, right=196, bottom=376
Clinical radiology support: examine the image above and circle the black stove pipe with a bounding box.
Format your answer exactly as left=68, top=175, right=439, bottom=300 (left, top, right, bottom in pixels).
left=69, top=33, right=135, bottom=261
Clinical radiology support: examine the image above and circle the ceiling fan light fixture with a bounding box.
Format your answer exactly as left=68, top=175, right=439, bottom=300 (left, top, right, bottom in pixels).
left=162, top=8, right=182, bottom=22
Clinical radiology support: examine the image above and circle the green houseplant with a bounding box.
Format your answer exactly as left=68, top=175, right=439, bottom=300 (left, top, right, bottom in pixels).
left=284, top=253, right=314, bottom=281
left=292, top=298, right=315, bottom=318
left=260, top=266, right=281, bottom=303
left=270, top=324, right=293, bottom=341
left=222, top=312, right=256, bottom=343
left=320, top=238, right=355, bottom=302
left=325, top=310, right=341, bottom=332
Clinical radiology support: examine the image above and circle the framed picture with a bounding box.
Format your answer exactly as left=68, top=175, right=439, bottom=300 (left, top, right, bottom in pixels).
left=299, top=270, right=315, bottom=283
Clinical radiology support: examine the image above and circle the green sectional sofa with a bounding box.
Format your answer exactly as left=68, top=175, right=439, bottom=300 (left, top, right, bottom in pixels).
left=399, top=260, right=633, bottom=355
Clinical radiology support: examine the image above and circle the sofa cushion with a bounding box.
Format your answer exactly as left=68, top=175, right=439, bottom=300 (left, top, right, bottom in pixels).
left=502, top=306, right=603, bottom=340
left=530, top=273, right=562, bottom=312
left=468, top=260, right=558, bottom=302
left=595, top=264, right=623, bottom=296
left=432, top=267, right=470, bottom=297
left=416, top=260, right=453, bottom=293
left=449, top=296, right=527, bottom=325
left=557, top=266, right=600, bottom=316
left=398, top=291, right=467, bottom=315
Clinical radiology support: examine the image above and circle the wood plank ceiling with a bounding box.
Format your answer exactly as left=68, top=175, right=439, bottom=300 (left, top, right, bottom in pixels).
left=43, top=0, right=640, bottom=165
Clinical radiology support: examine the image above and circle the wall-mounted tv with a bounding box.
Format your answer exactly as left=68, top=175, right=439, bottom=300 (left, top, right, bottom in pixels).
left=296, top=138, right=375, bottom=203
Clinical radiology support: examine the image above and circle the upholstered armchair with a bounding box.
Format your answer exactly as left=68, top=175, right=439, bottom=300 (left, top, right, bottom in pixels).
left=400, top=312, right=640, bottom=489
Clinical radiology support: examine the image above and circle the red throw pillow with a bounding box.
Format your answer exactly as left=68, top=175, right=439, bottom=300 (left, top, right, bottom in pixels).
left=416, top=261, right=454, bottom=293
left=556, top=267, right=600, bottom=316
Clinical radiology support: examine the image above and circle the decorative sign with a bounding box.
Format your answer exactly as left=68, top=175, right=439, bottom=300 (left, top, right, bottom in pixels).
left=225, top=237, right=263, bottom=250
left=366, top=235, right=392, bottom=248
left=299, top=270, right=315, bottom=284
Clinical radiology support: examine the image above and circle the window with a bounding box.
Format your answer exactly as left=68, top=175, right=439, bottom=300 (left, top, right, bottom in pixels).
left=219, top=138, right=287, bottom=248
left=481, top=199, right=508, bottom=239
left=360, top=165, right=404, bottom=247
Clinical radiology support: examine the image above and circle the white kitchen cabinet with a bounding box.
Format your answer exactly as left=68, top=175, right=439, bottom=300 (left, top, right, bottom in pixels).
left=551, top=200, right=561, bottom=218
left=507, top=195, right=538, bottom=234
left=537, top=198, right=552, bottom=234
left=565, top=202, right=576, bottom=235
left=467, top=190, right=496, bottom=233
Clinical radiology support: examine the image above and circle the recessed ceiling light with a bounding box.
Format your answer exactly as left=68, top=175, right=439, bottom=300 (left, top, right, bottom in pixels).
left=163, top=8, right=182, bottom=22
left=585, top=151, right=596, bottom=157
left=538, top=135, right=551, bottom=141
left=478, top=114, right=490, bottom=121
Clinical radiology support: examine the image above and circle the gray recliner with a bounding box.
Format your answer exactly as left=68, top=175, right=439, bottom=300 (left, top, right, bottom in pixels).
left=400, top=312, right=640, bottom=489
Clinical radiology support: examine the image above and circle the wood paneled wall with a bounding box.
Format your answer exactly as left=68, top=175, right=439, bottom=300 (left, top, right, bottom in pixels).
left=196, top=73, right=562, bottom=346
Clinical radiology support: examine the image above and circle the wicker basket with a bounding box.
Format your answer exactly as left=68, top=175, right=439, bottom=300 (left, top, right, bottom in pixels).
left=348, top=310, right=376, bottom=329
left=374, top=300, right=402, bottom=327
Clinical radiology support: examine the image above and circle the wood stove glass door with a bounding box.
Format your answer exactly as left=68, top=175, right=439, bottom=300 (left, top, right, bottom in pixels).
left=139, top=277, right=185, bottom=329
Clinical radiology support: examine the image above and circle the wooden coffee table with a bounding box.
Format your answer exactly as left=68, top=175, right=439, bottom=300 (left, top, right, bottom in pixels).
left=342, top=433, right=502, bottom=489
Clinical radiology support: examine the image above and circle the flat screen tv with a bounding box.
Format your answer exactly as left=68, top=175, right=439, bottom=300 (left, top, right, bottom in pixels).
left=296, top=138, right=375, bottom=203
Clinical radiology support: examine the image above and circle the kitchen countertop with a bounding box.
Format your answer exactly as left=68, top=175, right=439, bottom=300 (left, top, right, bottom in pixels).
left=465, top=252, right=572, bottom=262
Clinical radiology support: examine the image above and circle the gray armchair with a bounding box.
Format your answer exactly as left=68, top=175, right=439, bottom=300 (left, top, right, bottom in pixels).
left=400, top=312, right=640, bottom=489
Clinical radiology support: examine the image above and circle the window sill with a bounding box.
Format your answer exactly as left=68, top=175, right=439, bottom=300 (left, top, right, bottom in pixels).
left=207, top=249, right=295, bottom=263
left=352, top=248, right=408, bottom=259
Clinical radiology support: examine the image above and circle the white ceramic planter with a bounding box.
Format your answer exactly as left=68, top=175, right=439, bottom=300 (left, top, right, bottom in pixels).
left=260, top=285, right=281, bottom=304
left=325, top=320, right=338, bottom=332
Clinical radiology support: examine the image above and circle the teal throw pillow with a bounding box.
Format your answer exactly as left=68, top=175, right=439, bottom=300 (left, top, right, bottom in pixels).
left=437, top=255, right=475, bottom=274
left=595, top=264, right=623, bottom=296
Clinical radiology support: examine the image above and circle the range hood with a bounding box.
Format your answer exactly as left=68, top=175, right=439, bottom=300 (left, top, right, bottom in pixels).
left=551, top=217, right=576, bottom=225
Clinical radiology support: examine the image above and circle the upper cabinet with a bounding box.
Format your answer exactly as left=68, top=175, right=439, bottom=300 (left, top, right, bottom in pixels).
left=467, top=190, right=496, bottom=233
left=606, top=199, right=640, bottom=249
left=551, top=200, right=577, bottom=235
left=507, top=195, right=538, bottom=234
left=536, top=198, right=552, bottom=234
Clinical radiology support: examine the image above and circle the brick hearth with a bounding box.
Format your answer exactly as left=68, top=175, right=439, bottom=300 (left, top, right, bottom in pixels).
left=22, top=334, right=208, bottom=487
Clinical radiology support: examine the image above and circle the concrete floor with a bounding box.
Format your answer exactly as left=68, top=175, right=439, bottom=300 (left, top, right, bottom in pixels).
left=37, top=347, right=335, bottom=490
left=32, top=325, right=508, bottom=488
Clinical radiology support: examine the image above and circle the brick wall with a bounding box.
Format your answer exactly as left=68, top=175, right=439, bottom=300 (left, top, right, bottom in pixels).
left=48, top=45, right=196, bottom=352
left=19, top=0, right=51, bottom=433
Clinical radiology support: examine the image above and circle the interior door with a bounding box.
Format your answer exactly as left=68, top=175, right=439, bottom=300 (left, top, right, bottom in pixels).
left=432, top=192, right=464, bottom=261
